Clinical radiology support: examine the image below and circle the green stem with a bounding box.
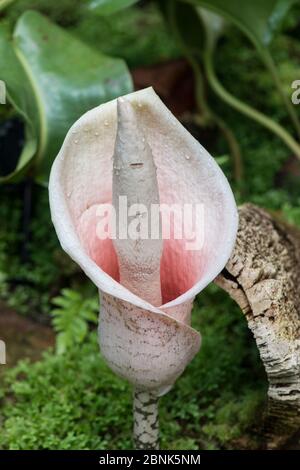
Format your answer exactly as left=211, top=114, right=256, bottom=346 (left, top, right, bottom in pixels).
left=203, top=46, right=300, bottom=161
left=167, top=0, right=211, bottom=123
left=167, top=0, right=243, bottom=181
left=214, top=115, right=243, bottom=182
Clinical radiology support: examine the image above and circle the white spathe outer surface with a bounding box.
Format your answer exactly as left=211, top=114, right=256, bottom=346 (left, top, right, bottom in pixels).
left=49, top=87, right=238, bottom=395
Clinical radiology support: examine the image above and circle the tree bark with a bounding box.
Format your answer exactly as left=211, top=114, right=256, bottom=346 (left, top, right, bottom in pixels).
left=215, top=204, right=300, bottom=449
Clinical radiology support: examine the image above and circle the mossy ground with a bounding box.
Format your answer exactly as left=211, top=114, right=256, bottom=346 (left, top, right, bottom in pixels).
left=0, top=285, right=266, bottom=450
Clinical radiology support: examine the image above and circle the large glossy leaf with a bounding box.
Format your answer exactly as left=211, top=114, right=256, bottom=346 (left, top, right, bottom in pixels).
left=0, top=10, right=133, bottom=183
left=158, top=0, right=206, bottom=56
left=0, top=24, right=38, bottom=182
left=183, top=0, right=297, bottom=48
left=0, top=0, right=15, bottom=12
left=87, top=0, right=139, bottom=16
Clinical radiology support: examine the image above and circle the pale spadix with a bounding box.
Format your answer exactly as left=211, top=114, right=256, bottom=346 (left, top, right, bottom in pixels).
left=49, top=87, right=238, bottom=395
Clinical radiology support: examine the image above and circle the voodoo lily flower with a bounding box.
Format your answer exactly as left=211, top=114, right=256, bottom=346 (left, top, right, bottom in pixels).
left=49, top=87, right=238, bottom=449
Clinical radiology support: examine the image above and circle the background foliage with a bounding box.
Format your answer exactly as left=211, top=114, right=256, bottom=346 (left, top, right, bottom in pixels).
left=0, top=286, right=266, bottom=450
left=0, top=0, right=300, bottom=450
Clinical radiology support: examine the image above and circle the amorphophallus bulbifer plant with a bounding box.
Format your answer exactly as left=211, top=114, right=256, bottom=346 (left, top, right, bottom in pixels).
left=49, top=87, right=238, bottom=449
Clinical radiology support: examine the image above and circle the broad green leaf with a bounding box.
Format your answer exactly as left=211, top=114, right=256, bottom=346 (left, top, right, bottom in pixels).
left=15, top=10, right=133, bottom=182
left=87, top=0, right=139, bottom=16
left=158, top=0, right=206, bottom=56
left=0, top=24, right=39, bottom=127
left=0, top=0, right=15, bottom=12
left=0, top=10, right=133, bottom=183
left=183, top=0, right=297, bottom=48
left=0, top=24, right=38, bottom=182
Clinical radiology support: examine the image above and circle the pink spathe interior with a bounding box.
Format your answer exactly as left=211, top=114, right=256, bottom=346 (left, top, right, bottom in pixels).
left=62, top=93, right=233, bottom=307
left=77, top=198, right=206, bottom=305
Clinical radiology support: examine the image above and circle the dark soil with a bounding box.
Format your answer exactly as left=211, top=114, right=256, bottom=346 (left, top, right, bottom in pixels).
left=0, top=302, right=55, bottom=376
left=0, top=118, right=25, bottom=177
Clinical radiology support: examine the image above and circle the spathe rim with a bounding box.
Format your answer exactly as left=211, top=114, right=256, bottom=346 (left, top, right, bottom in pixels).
left=49, top=87, right=238, bottom=317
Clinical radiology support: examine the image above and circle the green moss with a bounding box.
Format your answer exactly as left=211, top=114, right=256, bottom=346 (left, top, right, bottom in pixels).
left=71, top=4, right=179, bottom=67
left=0, top=285, right=267, bottom=450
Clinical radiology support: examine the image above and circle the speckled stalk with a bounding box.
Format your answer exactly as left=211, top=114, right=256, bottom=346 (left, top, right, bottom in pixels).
left=133, top=389, right=160, bottom=450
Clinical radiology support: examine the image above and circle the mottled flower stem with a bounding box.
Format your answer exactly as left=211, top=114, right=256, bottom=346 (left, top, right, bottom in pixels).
left=133, top=389, right=160, bottom=450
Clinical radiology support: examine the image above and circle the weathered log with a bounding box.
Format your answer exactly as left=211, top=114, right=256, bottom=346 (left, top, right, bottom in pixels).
left=215, top=203, right=300, bottom=449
